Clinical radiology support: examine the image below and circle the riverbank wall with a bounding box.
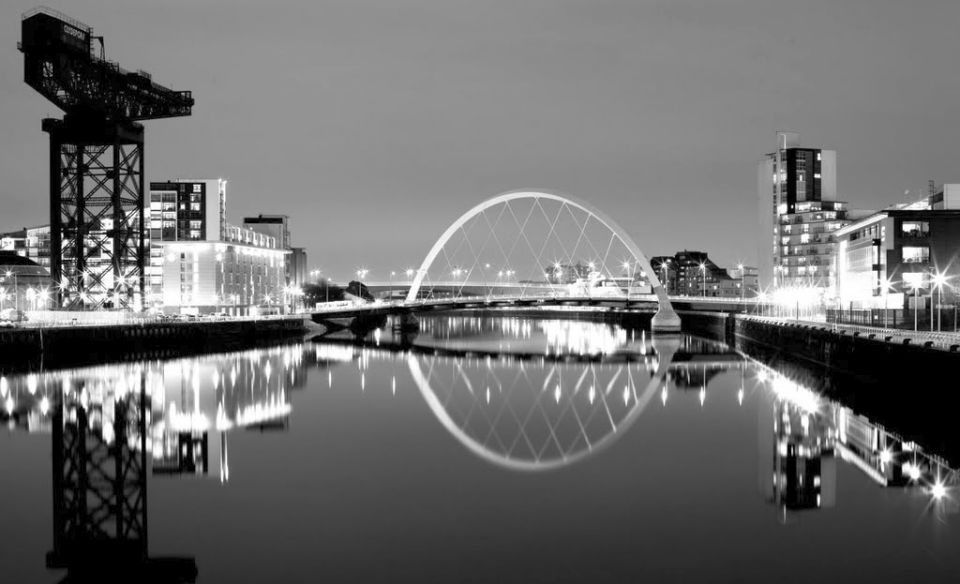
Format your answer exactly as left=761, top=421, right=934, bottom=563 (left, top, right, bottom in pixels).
left=0, top=317, right=307, bottom=372
left=681, top=310, right=960, bottom=460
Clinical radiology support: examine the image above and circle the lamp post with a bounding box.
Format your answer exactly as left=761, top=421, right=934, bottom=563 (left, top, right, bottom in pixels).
left=882, top=277, right=896, bottom=329
left=932, top=271, right=948, bottom=332
left=737, top=263, right=745, bottom=301
left=660, top=260, right=670, bottom=296
left=390, top=270, right=396, bottom=301
left=699, top=262, right=706, bottom=297
left=908, top=281, right=920, bottom=332
left=405, top=268, right=415, bottom=301
left=622, top=261, right=633, bottom=306
left=4, top=270, right=18, bottom=314
left=356, top=268, right=368, bottom=300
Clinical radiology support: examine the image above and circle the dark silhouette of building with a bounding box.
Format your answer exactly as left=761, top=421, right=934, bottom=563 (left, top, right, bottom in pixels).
left=651, top=251, right=739, bottom=297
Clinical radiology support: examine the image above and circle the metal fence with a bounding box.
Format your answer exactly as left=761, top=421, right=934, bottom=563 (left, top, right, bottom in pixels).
left=826, top=308, right=960, bottom=332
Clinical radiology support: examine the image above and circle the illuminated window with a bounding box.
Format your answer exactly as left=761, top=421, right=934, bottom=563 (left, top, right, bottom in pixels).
left=901, top=221, right=928, bottom=238
left=902, top=246, right=929, bottom=264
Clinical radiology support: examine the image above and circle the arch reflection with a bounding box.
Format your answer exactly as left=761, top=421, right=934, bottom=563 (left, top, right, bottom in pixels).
left=345, top=316, right=735, bottom=471
left=408, top=349, right=671, bottom=472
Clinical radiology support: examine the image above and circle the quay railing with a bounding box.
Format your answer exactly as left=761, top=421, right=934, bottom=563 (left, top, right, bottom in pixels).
left=740, top=314, right=960, bottom=351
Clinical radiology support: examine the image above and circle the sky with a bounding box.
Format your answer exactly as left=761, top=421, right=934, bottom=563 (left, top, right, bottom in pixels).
left=2, top=0, right=959, bottom=280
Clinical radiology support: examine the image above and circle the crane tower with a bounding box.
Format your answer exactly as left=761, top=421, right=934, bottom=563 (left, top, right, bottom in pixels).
left=19, top=7, right=194, bottom=310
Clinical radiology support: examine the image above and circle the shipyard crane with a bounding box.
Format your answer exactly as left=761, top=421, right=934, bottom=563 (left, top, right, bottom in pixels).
left=19, top=7, right=194, bottom=310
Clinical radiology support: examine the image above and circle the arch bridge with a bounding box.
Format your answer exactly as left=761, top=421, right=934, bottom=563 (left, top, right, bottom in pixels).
left=313, top=191, right=681, bottom=332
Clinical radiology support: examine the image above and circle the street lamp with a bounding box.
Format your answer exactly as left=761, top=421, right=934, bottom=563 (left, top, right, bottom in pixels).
left=699, top=262, right=707, bottom=297
left=907, top=278, right=922, bottom=332
left=932, top=271, right=949, bottom=332
left=4, top=270, right=18, bottom=313
left=390, top=270, right=396, bottom=301
left=659, top=259, right=670, bottom=295
left=882, top=276, right=897, bottom=329
left=737, top=263, right=745, bottom=301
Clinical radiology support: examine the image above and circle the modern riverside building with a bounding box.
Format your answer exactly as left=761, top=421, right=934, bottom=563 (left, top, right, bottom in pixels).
left=147, top=179, right=227, bottom=299
left=833, top=185, right=960, bottom=313
left=758, top=132, right=851, bottom=292
left=243, top=214, right=308, bottom=288
left=148, top=179, right=287, bottom=315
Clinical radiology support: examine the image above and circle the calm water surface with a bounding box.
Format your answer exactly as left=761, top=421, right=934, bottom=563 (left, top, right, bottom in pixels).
left=1, top=314, right=958, bottom=583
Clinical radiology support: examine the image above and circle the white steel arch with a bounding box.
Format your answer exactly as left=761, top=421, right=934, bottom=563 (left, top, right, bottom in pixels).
left=405, top=190, right=680, bottom=331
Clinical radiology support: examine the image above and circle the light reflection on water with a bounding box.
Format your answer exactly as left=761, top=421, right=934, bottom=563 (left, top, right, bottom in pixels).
left=1, top=315, right=959, bottom=582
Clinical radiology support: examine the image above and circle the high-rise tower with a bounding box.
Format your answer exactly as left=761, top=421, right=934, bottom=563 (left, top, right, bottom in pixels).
left=757, top=132, right=849, bottom=291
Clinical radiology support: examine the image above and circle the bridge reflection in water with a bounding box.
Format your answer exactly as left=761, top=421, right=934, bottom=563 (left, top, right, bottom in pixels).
left=327, top=316, right=960, bottom=515
left=1, top=317, right=958, bottom=580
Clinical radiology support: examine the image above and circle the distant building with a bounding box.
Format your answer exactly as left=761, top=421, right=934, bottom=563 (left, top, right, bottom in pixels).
left=289, top=247, right=308, bottom=289
left=834, top=185, right=960, bottom=312
left=1, top=225, right=54, bottom=270
left=729, top=265, right=760, bottom=297
left=0, top=252, right=53, bottom=311
left=758, top=132, right=851, bottom=292
left=0, top=229, right=27, bottom=257
left=148, top=180, right=287, bottom=315
left=651, top=251, right=741, bottom=297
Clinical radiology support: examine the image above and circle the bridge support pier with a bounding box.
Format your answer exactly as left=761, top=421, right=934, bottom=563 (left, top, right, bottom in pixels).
left=396, top=312, right=420, bottom=332
left=651, top=304, right=682, bottom=333
left=649, top=283, right=682, bottom=333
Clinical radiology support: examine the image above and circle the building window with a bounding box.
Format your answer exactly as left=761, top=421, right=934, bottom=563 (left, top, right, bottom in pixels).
left=901, top=221, right=929, bottom=238
left=902, top=246, right=929, bottom=264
